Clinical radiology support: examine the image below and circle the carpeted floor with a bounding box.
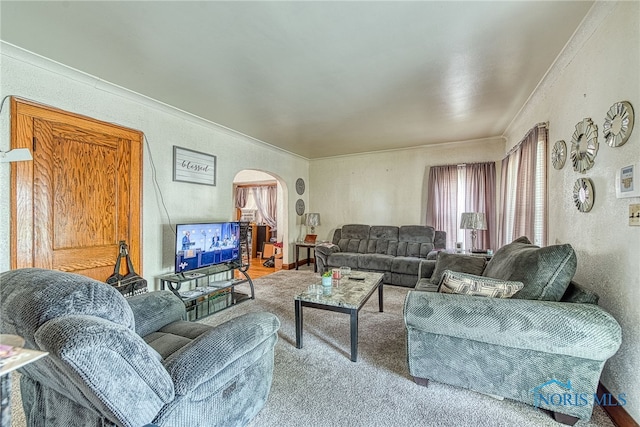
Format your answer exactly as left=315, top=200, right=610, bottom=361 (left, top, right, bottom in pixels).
left=10, top=268, right=615, bottom=426
left=202, top=269, right=615, bottom=427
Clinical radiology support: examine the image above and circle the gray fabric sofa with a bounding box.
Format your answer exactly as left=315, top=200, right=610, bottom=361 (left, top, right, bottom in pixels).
left=315, top=224, right=446, bottom=287
left=0, top=268, right=280, bottom=427
left=404, top=237, right=622, bottom=425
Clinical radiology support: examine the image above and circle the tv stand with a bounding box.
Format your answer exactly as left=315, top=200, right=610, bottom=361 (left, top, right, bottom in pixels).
left=158, top=263, right=254, bottom=321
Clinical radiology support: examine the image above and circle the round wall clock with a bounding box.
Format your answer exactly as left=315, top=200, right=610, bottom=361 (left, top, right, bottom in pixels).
left=295, top=178, right=305, bottom=195
left=570, top=118, right=599, bottom=173
left=551, top=140, right=567, bottom=170
left=295, top=199, right=305, bottom=216
left=603, top=101, right=634, bottom=147
left=573, top=178, right=594, bottom=212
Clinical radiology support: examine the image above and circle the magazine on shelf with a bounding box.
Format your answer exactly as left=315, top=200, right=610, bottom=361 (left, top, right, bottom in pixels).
left=0, top=344, right=48, bottom=375
left=179, top=290, right=204, bottom=299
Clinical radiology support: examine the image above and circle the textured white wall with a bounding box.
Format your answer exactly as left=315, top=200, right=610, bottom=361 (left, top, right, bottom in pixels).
left=504, top=2, right=640, bottom=421
left=309, top=137, right=505, bottom=241
left=0, top=43, right=308, bottom=282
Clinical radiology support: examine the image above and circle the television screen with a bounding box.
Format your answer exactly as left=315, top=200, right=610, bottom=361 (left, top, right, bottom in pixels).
left=175, top=221, right=241, bottom=274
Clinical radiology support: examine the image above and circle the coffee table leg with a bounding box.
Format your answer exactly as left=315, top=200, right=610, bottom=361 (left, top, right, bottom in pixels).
left=350, top=309, right=358, bottom=362
left=295, top=299, right=303, bottom=348
left=378, top=283, right=384, bottom=312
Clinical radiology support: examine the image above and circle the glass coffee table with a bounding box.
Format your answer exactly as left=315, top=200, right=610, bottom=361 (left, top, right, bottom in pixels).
left=294, top=271, right=384, bottom=362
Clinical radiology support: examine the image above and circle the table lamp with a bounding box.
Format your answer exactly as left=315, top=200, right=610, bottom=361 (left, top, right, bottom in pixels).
left=304, top=213, right=321, bottom=243
left=460, top=212, right=487, bottom=252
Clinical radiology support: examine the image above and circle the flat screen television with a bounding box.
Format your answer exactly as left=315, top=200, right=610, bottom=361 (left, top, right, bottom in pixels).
left=175, top=221, right=241, bottom=274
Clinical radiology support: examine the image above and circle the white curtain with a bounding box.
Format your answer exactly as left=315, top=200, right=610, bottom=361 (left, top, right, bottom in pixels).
left=498, top=123, right=548, bottom=247
left=252, top=186, right=277, bottom=231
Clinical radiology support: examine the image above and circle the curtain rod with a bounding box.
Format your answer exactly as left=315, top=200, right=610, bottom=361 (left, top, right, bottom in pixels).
left=505, top=121, right=548, bottom=157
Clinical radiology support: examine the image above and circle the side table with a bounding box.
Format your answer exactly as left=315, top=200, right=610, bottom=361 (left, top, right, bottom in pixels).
left=295, top=242, right=317, bottom=272
left=1, top=335, right=48, bottom=427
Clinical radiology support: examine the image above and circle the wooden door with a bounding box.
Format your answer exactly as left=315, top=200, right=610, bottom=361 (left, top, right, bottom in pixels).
left=10, top=98, right=143, bottom=281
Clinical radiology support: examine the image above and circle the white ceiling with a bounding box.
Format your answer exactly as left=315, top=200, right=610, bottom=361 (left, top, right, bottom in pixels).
left=1, top=1, right=594, bottom=159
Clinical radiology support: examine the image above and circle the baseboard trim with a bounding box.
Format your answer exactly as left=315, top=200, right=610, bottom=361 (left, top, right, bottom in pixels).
left=598, top=383, right=639, bottom=427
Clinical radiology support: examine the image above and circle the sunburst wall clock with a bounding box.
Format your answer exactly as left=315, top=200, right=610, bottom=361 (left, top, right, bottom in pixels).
left=603, top=101, right=634, bottom=147
left=570, top=118, right=599, bottom=173
left=551, top=140, right=567, bottom=170
left=573, top=178, right=595, bottom=212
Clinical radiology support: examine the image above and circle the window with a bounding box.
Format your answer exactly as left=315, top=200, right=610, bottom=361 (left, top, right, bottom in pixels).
left=498, top=123, right=548, bottom=247
left=426, top=162, right=496, bottom=251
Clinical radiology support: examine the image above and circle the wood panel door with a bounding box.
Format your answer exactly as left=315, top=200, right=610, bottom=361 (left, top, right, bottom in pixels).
left=10, top=98, right=143, bottom=281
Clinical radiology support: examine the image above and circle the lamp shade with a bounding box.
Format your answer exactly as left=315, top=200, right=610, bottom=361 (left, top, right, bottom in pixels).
left=305, top=213, right=321, bottom=227
left=460, top=212, right=487, bottom=230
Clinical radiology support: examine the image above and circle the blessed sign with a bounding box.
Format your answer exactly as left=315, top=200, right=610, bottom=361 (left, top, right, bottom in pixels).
left=173, top=146, right=216, bottom=186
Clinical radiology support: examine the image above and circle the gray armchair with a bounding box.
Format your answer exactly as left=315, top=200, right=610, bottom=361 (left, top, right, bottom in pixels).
left=0, top=268, right=280, bottom=427
left=404, top=238, right=622, bottom=425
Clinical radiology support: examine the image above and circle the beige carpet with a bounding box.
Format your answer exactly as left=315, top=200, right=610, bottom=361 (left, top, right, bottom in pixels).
left=203, top=269, right=615, bottom=427
left=11, top=268, right=616, bottom=426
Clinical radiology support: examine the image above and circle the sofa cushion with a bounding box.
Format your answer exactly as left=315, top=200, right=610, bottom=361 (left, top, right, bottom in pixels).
left=0, top=268, right=135, bottom=348
left=561, top=282, right=599, bottom=305
left=391, top=256, right=423, bottom=276
left=430, top=252, right=487, bottom=285
left=396, top=226, right=436, bottom=258
left=369, top=226, right=399, bottom=241
left=399, top=225, right=435, bottom=243
left=358, top=254, right=394, bottom=272
left=438, top=270, right=523, bottom=298
left=414, top=279, right=439, bottom=292
left=482, top=236, right=576, bottom=301
left=337, top=238, right=368, bottom=253
left=326, top=252, right=360, bottom=269
left=340, top=224, right=370, bottom=239
left=366, top=226, right=399, bottom=256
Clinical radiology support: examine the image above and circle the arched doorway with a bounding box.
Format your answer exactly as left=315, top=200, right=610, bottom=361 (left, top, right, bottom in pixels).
left=232, top=170, right=288, bottom=277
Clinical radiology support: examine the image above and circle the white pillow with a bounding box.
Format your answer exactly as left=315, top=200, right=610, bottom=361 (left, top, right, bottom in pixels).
left=438, top=270, right=524, bottom=298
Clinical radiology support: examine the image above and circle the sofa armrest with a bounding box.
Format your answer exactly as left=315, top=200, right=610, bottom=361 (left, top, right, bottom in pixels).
left=417, top=259, right=436, bottom=279
left=163, top=312, right=280, bottom=395
left=426, top=249, right=442, bottom=260
left=404, top=291, right=621, bottom=360
left=315, top=243, right=340, bottom=256
left=315, top=243, right=341, bottom=273
left=128, top=290, right=186, bottom=337
left=35, top=315, right=174, bottom=426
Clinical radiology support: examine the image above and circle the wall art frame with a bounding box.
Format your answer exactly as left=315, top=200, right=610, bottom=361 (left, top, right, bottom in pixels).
left=615, top=163, right=640, bottom=198
left=173, top=146, right=217, bottom=186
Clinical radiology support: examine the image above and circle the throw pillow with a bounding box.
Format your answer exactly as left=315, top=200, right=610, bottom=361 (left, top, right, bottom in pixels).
left=438, top=270, right=524, bottom=298
left=482, top=236, right=576, bottom=301
left=429, top=252, right=486, bottom=285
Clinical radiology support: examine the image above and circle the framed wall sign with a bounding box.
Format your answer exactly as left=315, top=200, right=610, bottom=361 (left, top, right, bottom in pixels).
left=616, top=163, right=640, bottom=198
left=173, top=146, right=216, bottom=186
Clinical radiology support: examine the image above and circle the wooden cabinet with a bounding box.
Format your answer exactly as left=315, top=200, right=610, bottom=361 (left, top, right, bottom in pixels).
left=250, top=224, right=271, bottom=258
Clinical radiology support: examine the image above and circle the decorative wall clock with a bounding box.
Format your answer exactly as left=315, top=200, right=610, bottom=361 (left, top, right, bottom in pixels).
left=295, top=199, right=305, bottom=216
left=295, top=178, right=305, bottom=195
left=603, top=101, right=634, bottom=147
left=573, top=178, right=594, bottom=212
left=551, top=140, right=567, bottom=170
left=570, top=118, right=599, bottom=173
